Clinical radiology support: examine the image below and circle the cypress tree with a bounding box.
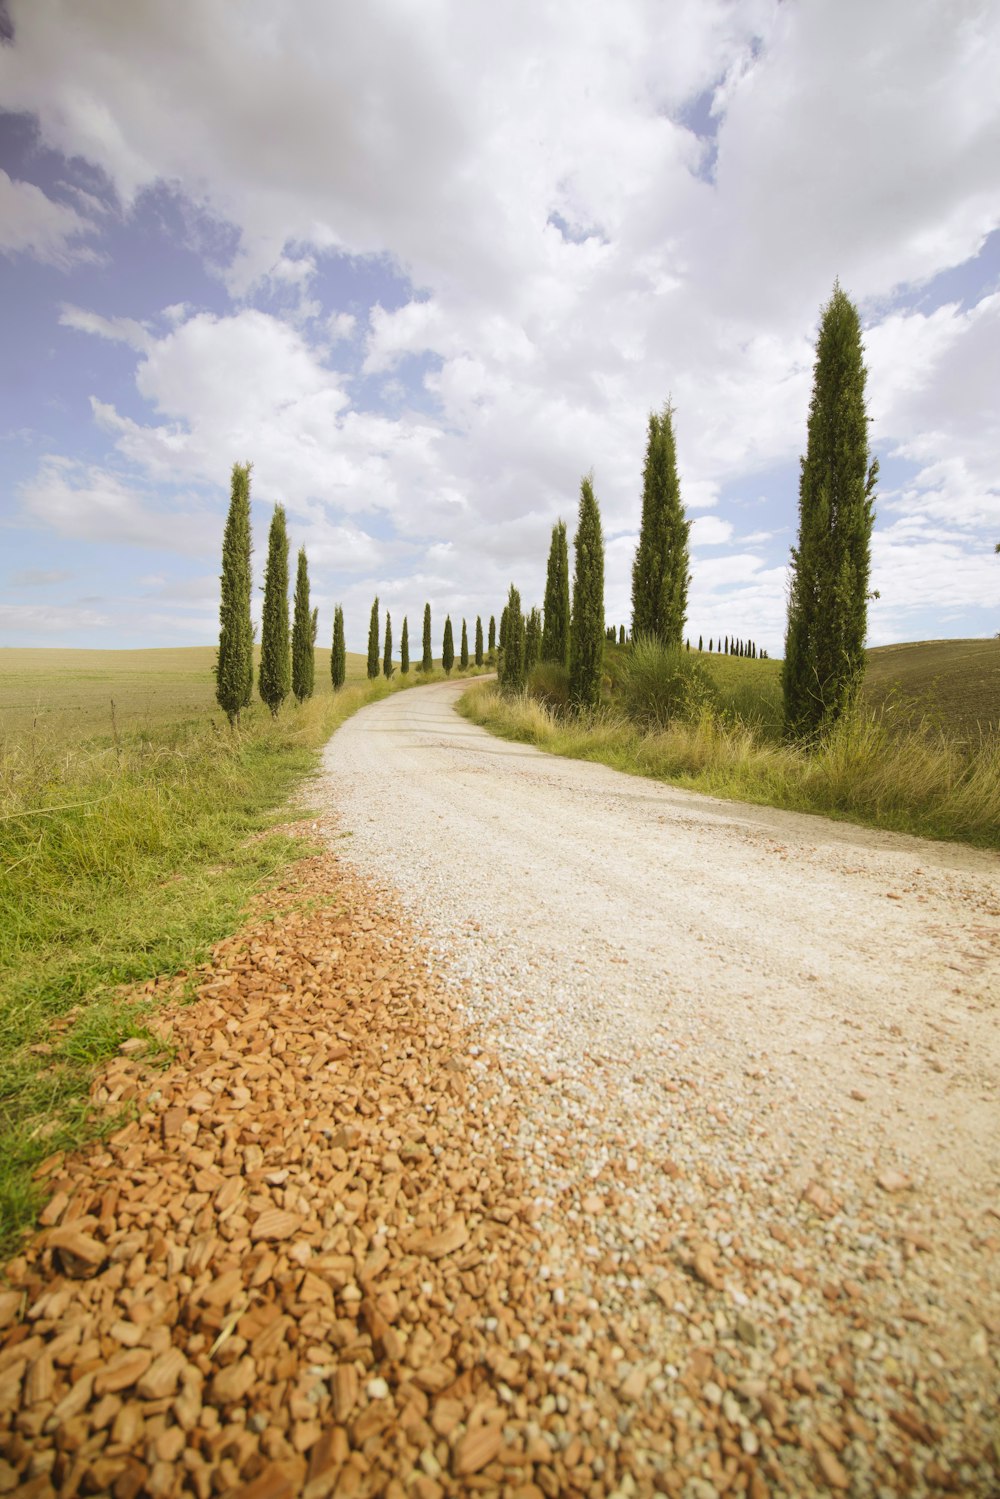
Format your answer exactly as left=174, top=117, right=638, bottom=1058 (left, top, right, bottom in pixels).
left=421, top=603, right=433, bottom=670
left=291, top=548, right=315, bottom=703
left=331, top=605, right=346, bottom=690
left=524, top=606, right=542, bottom=675
left=631, top=403, right=691, bottom=647
left=400, top=616, right=409, bottom=674
left=367, top=596, right=380, bottom=680
left=724, top=635, right=729, bottom=655
left=709, top=638, right=713, bottom=652
left=541, top=519, right=570, bottom=666
left=488, top=615, right=496, bottom=657
left=475, top=616, right=484, bottom=666
left=460, top=619, right=469, bottom=670
left=686, top=638, right=690, bottom=652
left=499, top=584, right=525, bottom=694
left=783, top=282, right=879, bottom=739
left=569, top=476, right=605, bottom=710
left=215, top=460, right=254, bottom=725
left=698, top=634, right=703, bottom=651
left=619, top=625, right=626, bottom=646
left=442, top=615, right=455, bottom=673
left=258, top=503, right=291, bottom=716
left=383, top=611, right=393, bottom=678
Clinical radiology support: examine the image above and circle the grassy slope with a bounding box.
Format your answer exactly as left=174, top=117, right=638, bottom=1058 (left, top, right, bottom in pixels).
left=0, top=647, right=486, bottom=1249
left=461, top=639, right=1000, bottom=851
left=864, top=638, right=1000, bottom=740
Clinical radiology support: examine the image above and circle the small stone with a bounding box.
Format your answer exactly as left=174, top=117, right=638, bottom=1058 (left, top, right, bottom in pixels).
left=453, top=1424, right=502, bottom=1476
left=877, top=1169, right=912, bottom=1193
left=250, top=1209, right=303, bottom=1242
left=816, top=1449, right=850, bottom=1490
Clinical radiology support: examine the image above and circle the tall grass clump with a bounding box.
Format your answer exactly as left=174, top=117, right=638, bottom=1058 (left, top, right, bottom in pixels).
left=618, top=637, right=717, bottom=728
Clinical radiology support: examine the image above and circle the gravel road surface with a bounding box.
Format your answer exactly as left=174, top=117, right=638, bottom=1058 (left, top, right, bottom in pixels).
left=319, top=677, right=1000, bottom=1495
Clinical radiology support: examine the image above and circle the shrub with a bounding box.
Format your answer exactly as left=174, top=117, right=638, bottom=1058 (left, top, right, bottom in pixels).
left=618, top=636, right=718, bottom=728
left=528, top=660, right=571, bottom=712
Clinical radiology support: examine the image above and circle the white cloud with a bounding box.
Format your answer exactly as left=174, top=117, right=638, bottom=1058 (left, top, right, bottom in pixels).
left=0, top=602, right=112, bottom=634
left=0, top=169, right=97, bottom=267
left=60, top=303, right=152, bottom=352
left=19, top=457, right=218, bottom=555
left=3, top=0, right=999, bottom=650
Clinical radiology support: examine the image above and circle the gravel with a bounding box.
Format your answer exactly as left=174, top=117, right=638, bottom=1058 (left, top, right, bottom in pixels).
left=317, top=678, right=1000, bottom=1496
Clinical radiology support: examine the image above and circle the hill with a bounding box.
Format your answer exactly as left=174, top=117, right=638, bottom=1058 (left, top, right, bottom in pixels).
left=864, top=638, right=1000, bottom=741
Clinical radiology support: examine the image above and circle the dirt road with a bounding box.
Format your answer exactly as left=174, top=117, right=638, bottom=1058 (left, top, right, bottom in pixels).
left=317, top=678, right=1000, bottom=1494
left=320, top=679, right=1000, bottom=1201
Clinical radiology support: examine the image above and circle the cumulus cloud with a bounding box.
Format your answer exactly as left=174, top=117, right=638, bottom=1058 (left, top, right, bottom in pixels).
left=3, top=0, right=999, bottom=648
left=20, top=457, right=219, bottom=555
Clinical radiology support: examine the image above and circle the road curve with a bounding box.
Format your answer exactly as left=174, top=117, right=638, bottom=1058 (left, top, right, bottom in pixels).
left=318, top=678, right=1000, bottom=1200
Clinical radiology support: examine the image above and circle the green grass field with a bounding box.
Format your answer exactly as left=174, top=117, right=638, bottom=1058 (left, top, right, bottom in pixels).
left=0, top=644, right=369, bottom=741
left=0, top=644, right=487, bottom=1251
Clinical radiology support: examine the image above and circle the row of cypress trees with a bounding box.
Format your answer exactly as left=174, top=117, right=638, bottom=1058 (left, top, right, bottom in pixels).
left=364, top=600, right=492, bottom=680
left=217, top=283, right=876, bottom=740
left=215, top=466, right=320, bottom=722
left=498, top=280, right=875, bottom=738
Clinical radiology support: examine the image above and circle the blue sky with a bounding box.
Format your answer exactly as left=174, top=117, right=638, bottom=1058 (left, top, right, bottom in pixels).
left=1, top=0, right=998, bottom=656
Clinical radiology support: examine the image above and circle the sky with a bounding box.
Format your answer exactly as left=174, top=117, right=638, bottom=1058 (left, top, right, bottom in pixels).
left=1, top=0, right=998, bottom=658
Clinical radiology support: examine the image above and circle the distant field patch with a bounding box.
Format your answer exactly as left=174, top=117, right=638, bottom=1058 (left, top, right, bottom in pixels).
left=0, top=645, right=369, bottom=742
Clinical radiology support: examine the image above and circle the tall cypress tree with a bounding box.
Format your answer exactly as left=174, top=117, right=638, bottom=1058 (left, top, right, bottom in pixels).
left=367, top=596, right=380, bottom=680
left=569, top=476, right=605, bottom=709
left=460, top=618, right=469, bottom=670
left=331, top=605, right=346, bottom=690
left=421, top=603, right=433, bottom=670
left=783, top=282, right=878, bottom=739
left=475, top=616, right=484, bottom=666
left=524, top=606, right=542, bottom=675
left=400, top=616, right=410, bottom=674
left=258, top=503, right=291, bottom=716
left=215, top=460, right=254, bottom=725
left=442, top=615, right=455, bottom=673
left=541, top=519, right=571, bottom=666
left=488, top=615, right=496, bottom=657
left=383, top=611, right=393, bottom=678
left=291, top=548, right=315, bottom=703
left=631, top=403, right=690, bottom=647
left=499, top=585, right=525, bottom=694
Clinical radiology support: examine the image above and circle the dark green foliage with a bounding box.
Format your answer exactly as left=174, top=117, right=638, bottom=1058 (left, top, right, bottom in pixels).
left=215, top=460, right=254, bottom=725
left=291, top=548, right=315, bottom=703
left=475, top=616, right=484, bottom=666
left=498, top=584, right=525, bottom=694
left=528, top=659, right=570, bottom=712
left=784, top=283, right=879, bottom=739
left=400, top=616, right=409, bottom=674
left=686, top=638, right=690, bottom=652
left=619, top=625, right=626, bottom=646
left=460, top=619, right=469, bottom=670
left=258, top=504, right=291, bottom=716
left=421, top=603, right=432, bottom=671
left=569, top=476, right=605, bottom=710
left=698, top=635, right=703, bottom=651
left=383, top=611, right=393, bottom=678
left=442, top=615, right=455, bottom=674
left=619, top=638, right=717, bottom=727
left=488, top=615, right=496, bottom=655
left=525, top=607, right=542, bottom=674
left=331, top=606, right=346, bottom=690
left=541, top=520, right=570, bottom=666
left=725, top=635, right=729, bottom=655
left=631, top=403, right=691, bottom=647
left=709, top=639, right=713, bottom=652
left=367, top=596, right=380, bottom=680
